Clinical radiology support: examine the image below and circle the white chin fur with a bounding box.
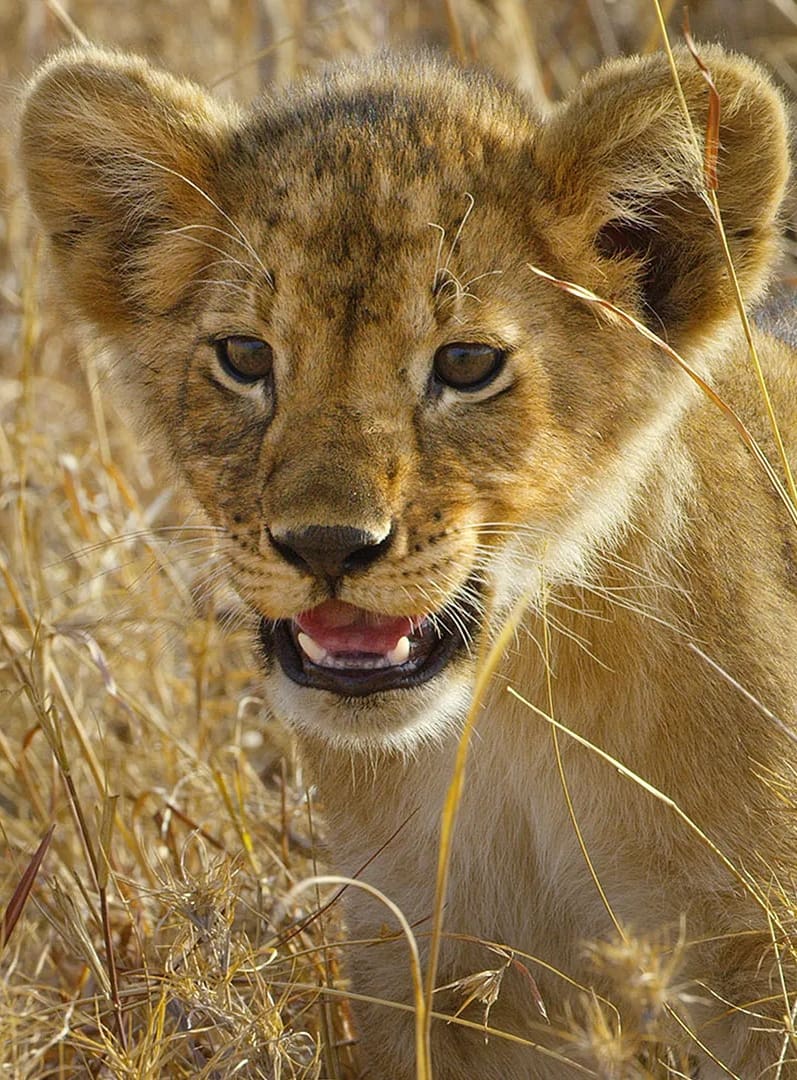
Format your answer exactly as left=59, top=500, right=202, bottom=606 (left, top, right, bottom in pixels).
left=264, top=667, right=473, bottom=753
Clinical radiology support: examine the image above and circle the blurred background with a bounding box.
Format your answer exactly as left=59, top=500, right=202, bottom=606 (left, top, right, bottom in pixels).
left=0, top=2, right=795, bottom=1077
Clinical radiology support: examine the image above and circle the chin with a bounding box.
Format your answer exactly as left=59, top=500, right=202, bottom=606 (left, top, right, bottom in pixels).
left=254, top=581, right=482, bottom=751
left=259, top=651, right=475, bottom=753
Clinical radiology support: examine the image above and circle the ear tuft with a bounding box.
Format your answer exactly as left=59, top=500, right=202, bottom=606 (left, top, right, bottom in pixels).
left=20, top=47, right=240, bottom=329
left=534, top=46, right=790, bottom=341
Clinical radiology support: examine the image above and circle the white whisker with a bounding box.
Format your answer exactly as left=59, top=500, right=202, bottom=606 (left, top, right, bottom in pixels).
left=164, top=226, right=262, bottom=280
left=123, top=151, right=274, bottom=288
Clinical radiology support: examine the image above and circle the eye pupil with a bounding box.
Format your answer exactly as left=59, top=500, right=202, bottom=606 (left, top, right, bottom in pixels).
left=215, top=336, right=273, bottom=384
left=433, top=342, right=505, bottom=391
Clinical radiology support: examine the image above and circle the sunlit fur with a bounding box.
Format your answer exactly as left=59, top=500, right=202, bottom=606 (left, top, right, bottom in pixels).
left=21, top=43, right=797, bottom=1077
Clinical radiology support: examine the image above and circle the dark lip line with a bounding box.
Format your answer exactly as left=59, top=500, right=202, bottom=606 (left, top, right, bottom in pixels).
left=258, top=581, right=481, bottom=698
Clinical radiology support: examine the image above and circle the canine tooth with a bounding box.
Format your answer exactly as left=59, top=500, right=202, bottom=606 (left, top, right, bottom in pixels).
left=297, top=631, right=328, bottom=664
left=386, top=636, right=410, bottom=665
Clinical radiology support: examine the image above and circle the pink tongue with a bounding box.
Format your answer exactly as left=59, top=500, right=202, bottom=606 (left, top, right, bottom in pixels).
left=295, top=600, right=416, bottom=655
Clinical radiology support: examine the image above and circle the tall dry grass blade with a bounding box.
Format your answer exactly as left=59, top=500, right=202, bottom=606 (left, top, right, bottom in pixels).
left=44, top=0, right=89, bottom=44
left=665, top=1005, right=742, bottom=1079
left=0, top=552, right=36, bottom=638
left=682, top=16, right=720, bottom=192
left=213, top=768, right=260, bottom=875
left=541, top=577, right=624, bottom=940
left=37, top=700, right=131, bottom=1051
left=1, top=824, right=55, bottom=951
left=506, top=686, right=777, bottom=926
left=423, top=589, right=533, bottom=1066
left=163, top=801, right=227, bottom=852
left=305, top=790, right=340, bottom=1080
left=775, top=990, right=797, bottom=1078
left=96, top=793, right=128, bottom=1053
left=765, top=901, right=796, bottom=1077
left=37, top=699, right=100, bottom=887
left=652, top=0, right=797, bottom=511
left=506, top=688, right=763, bottom=1078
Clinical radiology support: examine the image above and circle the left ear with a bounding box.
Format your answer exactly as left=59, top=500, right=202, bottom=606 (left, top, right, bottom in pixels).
left=20, top=46, right=240, bottom=332
left=533, top=45, right=790, bottom=342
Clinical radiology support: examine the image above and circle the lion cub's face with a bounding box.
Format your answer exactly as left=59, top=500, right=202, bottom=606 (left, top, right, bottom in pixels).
left=21, top=48, right=787, bottom=749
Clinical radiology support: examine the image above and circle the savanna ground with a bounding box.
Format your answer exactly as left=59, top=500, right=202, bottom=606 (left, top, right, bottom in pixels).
left=1, top=1, right=796, bottom=1077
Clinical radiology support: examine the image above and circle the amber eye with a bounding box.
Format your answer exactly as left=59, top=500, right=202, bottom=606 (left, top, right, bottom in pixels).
left=214, top=336, right=274, bottom=384
left=433, top=342, right=505, bottom=391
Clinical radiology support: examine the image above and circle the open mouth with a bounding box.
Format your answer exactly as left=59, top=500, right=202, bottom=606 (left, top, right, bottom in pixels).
left=259, top=587, right=478, bottom=697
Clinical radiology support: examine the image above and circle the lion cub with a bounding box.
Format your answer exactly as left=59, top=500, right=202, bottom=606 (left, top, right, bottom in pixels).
left=21, top=42, right=797, bottom=1078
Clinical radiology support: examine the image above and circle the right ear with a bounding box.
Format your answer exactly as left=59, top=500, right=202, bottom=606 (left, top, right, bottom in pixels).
left=20, top=47, right=240, bottom=331
left=531, top=46, right=790, bottom=345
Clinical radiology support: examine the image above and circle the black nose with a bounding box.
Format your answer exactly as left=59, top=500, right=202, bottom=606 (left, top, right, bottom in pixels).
left=268, top=524, right=393, bottom=583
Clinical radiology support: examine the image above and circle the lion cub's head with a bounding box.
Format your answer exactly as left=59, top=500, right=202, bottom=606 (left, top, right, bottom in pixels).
left=20, top=46, right=789, bottom=750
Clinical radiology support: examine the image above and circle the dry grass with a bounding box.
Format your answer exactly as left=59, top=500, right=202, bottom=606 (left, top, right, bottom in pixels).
left=1, top=1, right=795, bottom=1076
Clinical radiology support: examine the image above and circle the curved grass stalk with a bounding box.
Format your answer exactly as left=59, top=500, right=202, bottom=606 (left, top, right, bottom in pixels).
left=287, top=875, right=430, bottom=1080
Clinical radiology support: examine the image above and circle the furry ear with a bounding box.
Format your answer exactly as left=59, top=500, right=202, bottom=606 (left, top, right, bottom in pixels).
left=20, top=47, right=239, bottom=330
left=534, top=46, right=790, bottom=341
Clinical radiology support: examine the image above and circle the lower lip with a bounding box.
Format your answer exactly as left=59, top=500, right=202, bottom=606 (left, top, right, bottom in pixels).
left=259, top=597, right=476, bottom=697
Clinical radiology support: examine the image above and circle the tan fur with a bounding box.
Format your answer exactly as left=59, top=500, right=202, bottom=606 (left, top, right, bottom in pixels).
left=20, top=44, right=797, bottom=1077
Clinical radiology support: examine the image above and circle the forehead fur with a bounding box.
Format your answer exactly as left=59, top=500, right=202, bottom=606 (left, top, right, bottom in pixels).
left=247, top=55, right=537, bottom=175
left=223, top=57, right=540, bottom=269
left=219, top=57, right=545, bottom=337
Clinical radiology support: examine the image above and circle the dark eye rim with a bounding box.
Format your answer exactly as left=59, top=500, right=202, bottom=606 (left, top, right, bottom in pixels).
left=213, top=335, right=274, bottom=385
left=432, top=341, right=508, bottom=393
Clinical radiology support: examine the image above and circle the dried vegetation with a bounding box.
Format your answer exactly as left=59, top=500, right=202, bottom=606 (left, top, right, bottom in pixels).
left=1, top=1, right=796, bottom=1076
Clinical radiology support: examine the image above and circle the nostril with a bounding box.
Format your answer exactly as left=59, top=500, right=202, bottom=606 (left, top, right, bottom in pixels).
left=267, top=523, right=394, bottom=583
left=342, top=528, right=393, bottom=572
left=267, top=529, right=313, bottom=574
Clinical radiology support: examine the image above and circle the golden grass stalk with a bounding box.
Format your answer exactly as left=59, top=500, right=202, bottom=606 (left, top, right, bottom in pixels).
left=507, top=685, right=780, bottom=928
left=422, top=588, right=533, bottom=1064
left=288, top=876, right=430, bottom=1079
left=655, top=0, right=797, bottom=510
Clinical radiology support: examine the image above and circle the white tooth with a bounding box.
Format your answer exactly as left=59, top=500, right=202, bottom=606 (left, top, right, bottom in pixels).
left=297, top=631, right=328, bottom=665
left=386, top=636, right=410, bottom=666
